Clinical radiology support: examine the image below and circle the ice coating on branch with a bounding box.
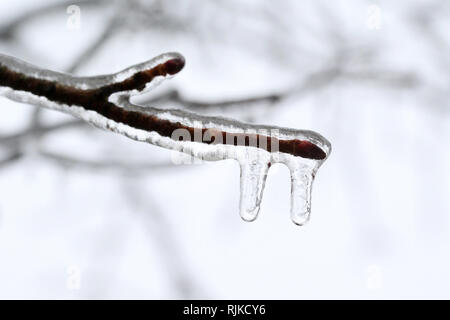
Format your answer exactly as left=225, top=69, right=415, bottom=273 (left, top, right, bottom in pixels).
left=111, top=98, right=331, bottom=224
left=0, top=52, right=331, bottom=225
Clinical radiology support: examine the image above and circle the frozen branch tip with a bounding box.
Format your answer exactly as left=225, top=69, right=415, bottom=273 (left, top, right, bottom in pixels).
left=0, top=52, right=331, bottom=225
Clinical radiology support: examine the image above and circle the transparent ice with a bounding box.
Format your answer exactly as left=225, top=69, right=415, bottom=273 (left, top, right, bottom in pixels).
left=0, top=52, right=331, bottom=225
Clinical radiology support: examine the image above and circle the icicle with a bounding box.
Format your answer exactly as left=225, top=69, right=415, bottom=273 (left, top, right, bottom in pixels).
left=238, top=150, right=271, bottom=222
left=288, top=161, right=316, bottom=226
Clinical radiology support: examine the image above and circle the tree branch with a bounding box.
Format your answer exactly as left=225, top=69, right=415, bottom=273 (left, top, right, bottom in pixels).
left=0, top=53, right=330, bottom=160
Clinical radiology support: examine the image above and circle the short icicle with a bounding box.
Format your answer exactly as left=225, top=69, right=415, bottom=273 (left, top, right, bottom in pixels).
left=289, top=160, right=317, bottom=226
left=238, top=150, right=271, bottom=222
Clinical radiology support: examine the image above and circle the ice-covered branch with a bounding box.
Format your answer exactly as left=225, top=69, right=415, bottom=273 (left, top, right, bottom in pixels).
left=0, top=52, right=331, bottom=225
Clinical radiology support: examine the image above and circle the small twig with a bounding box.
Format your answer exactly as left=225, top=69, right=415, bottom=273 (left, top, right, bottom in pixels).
left=0, top=120, right=84, bottom=146
left=142, top=89, right=282, bottom=110
left=141, top=66, right=341, bottom=112
left=39, top=150, right=178, bottom=172
left=0, top=150, right=23, bottom=169
left=341, top=70, right=420, bottom=88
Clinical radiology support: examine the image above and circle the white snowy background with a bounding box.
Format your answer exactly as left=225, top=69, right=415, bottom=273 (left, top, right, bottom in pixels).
left=0, top=0, right=449, bottom=299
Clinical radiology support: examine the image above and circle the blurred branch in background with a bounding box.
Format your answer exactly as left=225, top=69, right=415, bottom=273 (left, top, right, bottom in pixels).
left=0, top=0, right=110, bottom=40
